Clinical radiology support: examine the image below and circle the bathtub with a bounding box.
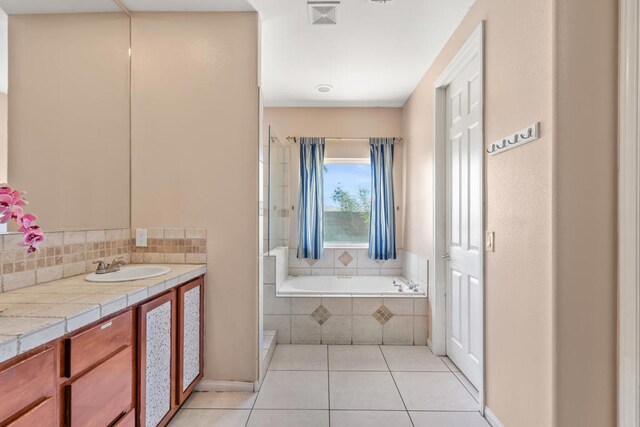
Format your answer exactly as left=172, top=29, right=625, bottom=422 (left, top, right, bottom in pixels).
left=278, top=275, right=426, bottom=297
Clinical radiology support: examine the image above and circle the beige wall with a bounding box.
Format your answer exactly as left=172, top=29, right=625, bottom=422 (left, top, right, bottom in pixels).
left=0, top=92, right=6, bottom=183
left=8, top=13, right=130, bottom=231
left=402, top=0, right=553, bottom=424
left=402, top=0, right=618, bottom=424
left=264, top=107, right=404, bottom=249
left=553, top=0, right=618, bottom=424
left=130, top=13, right=260, bottom=382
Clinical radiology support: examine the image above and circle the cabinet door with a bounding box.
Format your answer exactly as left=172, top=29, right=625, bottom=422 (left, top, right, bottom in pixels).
left=138, top=291, right=177, bottom=427
left=176, top=277, right=204, bottom=404
left=0, top=346, right=56, bottom=425
left=66, top=346, right=133, bottom=427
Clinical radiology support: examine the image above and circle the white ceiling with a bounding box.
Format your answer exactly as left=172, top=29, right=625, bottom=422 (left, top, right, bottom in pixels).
left=0, top=0, right=122, bottom=14
left=119, top=0, right=254, bottom=12
left=0, top=0, right=474, bottom=107
left=0, top=0, right=254, bottom=14
left=250, top=0, right=474, bottom=107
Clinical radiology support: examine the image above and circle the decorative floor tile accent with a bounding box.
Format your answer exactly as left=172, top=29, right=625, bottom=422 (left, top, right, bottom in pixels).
left=337, top=251, right=354, bottom=267
left=373, top=305, right=393, bottom=325
left=311, top=305, right=332, bottom=325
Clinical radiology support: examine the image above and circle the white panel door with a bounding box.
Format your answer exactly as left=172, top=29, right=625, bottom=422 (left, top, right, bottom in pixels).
left=445, top=52, right=482, bottom=389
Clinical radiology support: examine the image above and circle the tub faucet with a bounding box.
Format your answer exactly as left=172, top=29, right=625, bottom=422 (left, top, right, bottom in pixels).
left=93, top=257, right=129, bottom=274
left=393, top=281, right=404, bottom=292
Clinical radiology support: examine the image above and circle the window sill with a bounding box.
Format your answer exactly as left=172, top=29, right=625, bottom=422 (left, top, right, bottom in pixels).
left=324, top=244, right=369, bottom=249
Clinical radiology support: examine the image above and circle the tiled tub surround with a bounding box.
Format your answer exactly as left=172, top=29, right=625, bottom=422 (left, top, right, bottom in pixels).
left=401, top=249, right=429, bottom=286
left=267, top=248, right=431, bottom=345
left=289, top=248, right=407, bottom=277
left=0, top=263, right=206, bottom=363
left=264, top=291, right=429, bottom=346
left=263, top=246, right=289, bottom=286
left=0, top=227, right=207, bottom=293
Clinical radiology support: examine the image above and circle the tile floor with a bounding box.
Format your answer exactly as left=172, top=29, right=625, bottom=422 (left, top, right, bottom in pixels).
left=169, top=345, right=490, bottom=427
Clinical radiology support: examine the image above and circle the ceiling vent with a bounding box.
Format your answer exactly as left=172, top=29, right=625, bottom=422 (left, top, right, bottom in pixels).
left=307, top=1, right=340, bottom=25
left=368, top=0, right=393, bottom=3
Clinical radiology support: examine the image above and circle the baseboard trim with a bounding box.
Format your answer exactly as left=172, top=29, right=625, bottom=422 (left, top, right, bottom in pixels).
left=195, top=380, right=254, bottom=392
left=484, top=406, right=504, bottom=427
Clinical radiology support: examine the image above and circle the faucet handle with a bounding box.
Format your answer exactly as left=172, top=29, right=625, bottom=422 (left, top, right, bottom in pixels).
left=93, top=260, right=107, bottom=273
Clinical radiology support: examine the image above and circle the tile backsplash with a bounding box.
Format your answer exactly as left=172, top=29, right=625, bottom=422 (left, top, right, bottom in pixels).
left=130, top=228, right=207, bottom=265
left=0, top=227, right=207, bottom=293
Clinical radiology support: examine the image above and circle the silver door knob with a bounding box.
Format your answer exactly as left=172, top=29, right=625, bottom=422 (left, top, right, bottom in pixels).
left=441, top=253, right=451, bottom=261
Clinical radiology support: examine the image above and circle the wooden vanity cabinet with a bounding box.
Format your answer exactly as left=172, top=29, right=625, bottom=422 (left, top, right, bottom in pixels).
left=0, top=345, right=57, bottom=426
left=0, top=274, right=205, bottom=427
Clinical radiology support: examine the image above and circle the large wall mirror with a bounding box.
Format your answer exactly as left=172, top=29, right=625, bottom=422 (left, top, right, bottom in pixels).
left=0, top=0, right=131, bottom=232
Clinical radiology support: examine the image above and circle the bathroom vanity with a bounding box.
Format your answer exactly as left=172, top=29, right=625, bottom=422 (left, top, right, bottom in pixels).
left=0, top=265, right=205, bottom=427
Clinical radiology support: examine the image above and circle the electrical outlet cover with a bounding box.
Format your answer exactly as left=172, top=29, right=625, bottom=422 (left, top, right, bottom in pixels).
left=136, top=229, right=148, bottom=247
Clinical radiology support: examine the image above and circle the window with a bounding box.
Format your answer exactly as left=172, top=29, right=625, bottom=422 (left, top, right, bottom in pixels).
left=324, top=160, right=371, bottom=246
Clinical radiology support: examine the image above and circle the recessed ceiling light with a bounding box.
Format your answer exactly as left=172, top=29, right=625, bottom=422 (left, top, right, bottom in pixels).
left=316, top=84, right=333, bottom=93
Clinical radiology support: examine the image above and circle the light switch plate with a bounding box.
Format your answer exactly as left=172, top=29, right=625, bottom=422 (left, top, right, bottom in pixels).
left=485, top=231, right=495, bottom=252
left=136, top=229, right=148, bottom=247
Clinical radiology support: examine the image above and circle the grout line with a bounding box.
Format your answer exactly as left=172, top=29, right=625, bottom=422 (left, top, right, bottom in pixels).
left=441, top=355, right=479, bottom=404
left=182, top=407, right=480, bottom=413
left=379, top=345, right=414, bottom=427
left=330, top=408, right=480, bottom=413
left=244, top=377, right=260, bottom=427
left=327, top=344, right=331, bottom=427
left=386, top=369, right=458, bottom=373
left=451, top=370, right=480, bottom=404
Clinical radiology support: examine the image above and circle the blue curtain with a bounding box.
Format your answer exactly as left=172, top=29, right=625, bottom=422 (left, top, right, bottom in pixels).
left=297, top=137, right=325, bottom=259
left=369, top=137, right=396, bottom=260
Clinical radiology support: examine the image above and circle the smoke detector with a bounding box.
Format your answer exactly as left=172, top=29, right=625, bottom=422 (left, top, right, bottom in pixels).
left=316, top=84, right=333, bottom=93
left=307, top=1, right=340, bottom=25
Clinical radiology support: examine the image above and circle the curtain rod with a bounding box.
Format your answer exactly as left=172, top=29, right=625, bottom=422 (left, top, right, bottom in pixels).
left=285, top=136, right=403, bottom=143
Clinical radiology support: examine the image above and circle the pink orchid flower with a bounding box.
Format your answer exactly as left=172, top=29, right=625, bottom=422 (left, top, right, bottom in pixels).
left=0, top=184, right=45, bottom=253
left=18, top=213, right=38, bottom=230
left=22, top=226, right=44, bottom=253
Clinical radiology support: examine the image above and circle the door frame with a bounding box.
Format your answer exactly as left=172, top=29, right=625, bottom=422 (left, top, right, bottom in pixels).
left=431, top=22, right=485, bottom=412
left=619, top=0, right=640, bottom=424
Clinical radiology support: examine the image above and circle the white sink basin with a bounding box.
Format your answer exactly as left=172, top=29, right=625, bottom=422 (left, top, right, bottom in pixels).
left=85, top=265, right=172, bottom=283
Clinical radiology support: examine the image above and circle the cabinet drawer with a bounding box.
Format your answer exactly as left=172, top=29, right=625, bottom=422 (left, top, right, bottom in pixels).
left=0, top=346, right=56, bottom=424
left=112, top=409, right=135, bottom=427
left=67, top=346, right=133, bottom=427
left=6, top=397, right=56, bottom=427
left=65, top=309, right=133, bottom=378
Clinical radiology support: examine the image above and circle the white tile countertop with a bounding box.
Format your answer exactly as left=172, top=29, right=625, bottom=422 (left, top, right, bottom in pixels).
left=0, top=264, right=206, bottom=363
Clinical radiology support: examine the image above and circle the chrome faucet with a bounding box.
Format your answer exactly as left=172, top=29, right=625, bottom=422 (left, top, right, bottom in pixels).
left=407, top=280, right=420, bottom=292
left=93, top=257, right=129, bottom=274
left=393, top=281, right=404, bottom=292
left=396, top=278, right=421, bottom=293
